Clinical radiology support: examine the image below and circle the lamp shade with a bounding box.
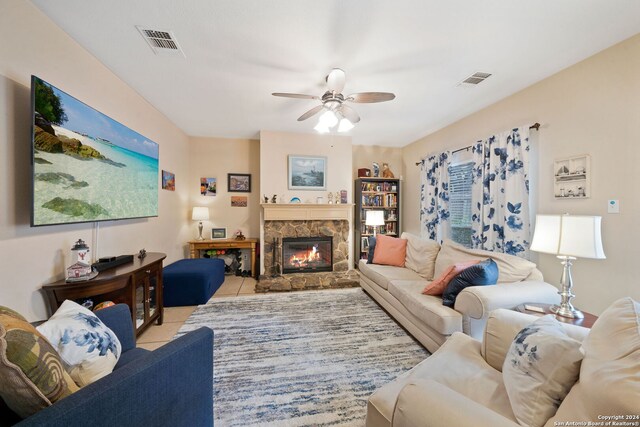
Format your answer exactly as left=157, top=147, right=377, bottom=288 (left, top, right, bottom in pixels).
left=530, top=214, right=605, bottom=259
left=365, top=210, right=385, bottom=227
left=191, top=207, right=209, bottom=221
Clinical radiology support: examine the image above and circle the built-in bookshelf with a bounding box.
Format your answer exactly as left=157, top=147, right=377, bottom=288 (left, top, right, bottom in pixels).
left=354, top=178, right=401, bottom=261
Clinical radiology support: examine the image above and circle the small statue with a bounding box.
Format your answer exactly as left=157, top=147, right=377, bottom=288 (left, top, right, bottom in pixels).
left=271, top=194, right=277, bottom=203
left=372, top=162, right=380, bottom=177
left=327, top=192, right=334, bottom=204
left=382, top=163, right=395, bottom=178
left=234, top=230, right=246, bottom=241
left=263, top=194, right=269, bottom=203
left=335, top=192, right=341, bottom=204
left=138, top=248, right=147, bottom=259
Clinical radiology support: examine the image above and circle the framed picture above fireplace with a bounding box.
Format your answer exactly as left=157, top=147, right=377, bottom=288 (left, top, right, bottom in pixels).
left=288, top=155, right=327, bottom=190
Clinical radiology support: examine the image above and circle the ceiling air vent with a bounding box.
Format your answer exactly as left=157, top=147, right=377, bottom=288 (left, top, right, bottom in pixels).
left=136, top=26, right=185, bottom=57
left=458, top=72, right=492, bottom=87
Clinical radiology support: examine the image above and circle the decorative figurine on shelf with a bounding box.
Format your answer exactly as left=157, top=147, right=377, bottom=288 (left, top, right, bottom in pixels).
left=263, top=194, right=269, bottom=203
left=335, top=192, right=341, bottom=204
left=138, top=248, right=147, bottom=259
left=327, top=192, right=334, bottom=204
left=271, top=194, right=277, bottom=203
left=382, top=163, right=395, bottom=178
left=66, top=239, right=98, bottom=282
left=235, top=229, right=246, bottom=241
left=372, top=162, right=380, bottom=177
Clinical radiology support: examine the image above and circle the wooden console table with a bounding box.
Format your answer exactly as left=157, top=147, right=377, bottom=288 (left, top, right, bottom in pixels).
left=188, top=239, right=258, bottom=278
left=42, top=252, right=166, bottom=337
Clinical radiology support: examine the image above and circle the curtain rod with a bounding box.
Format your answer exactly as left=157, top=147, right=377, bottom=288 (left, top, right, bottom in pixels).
left=415, top=122, right=540, bottom=166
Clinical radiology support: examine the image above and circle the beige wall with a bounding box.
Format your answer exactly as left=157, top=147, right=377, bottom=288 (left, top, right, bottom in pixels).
left=352, top=145, right=404, bottom=182
left=260, top=130, right=353, bottom=203
left=188, top=137, right=261, bottom=239
left=0, top=1, right=191, bottom=320
left=402, top=34, right=640, bottom=314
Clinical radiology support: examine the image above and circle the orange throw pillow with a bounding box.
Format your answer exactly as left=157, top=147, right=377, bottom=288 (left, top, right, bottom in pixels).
left=372, top=235, right=408, bottom=267
left=423, top=260, right=481, bottom=295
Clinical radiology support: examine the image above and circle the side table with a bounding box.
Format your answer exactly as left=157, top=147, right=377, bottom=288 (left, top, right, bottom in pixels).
left=188, top=238, right=258, bottom=278
left=515, top=302, right=598, bottom=328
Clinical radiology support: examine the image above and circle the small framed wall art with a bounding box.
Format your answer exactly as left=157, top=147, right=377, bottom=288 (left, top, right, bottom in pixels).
left=161, top=170, right=175, bottom=191
left=554, top=154, right=590, bottom=199
left=211, top=228, right=227, bottom=239
left=288, top=155, right=327, bottom=190
left=228, top=173, right=251, bottom=192
left=231, top=196, right=247, bottom=207
left=201, top=177, right=217, bottom=196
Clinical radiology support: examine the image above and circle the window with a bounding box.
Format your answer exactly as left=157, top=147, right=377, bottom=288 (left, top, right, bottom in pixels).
left=448, top=161, right=474, bottom=247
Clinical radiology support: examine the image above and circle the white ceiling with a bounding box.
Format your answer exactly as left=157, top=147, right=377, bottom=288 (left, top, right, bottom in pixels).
left=31, top=0, right=640, bottom=147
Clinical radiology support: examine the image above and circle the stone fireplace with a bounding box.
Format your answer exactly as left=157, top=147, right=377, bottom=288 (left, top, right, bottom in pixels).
left=258, top=204, right=359, bottom=292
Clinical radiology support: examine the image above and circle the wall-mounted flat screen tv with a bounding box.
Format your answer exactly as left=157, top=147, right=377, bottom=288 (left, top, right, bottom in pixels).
left=31, top=76, right=159, bottom=226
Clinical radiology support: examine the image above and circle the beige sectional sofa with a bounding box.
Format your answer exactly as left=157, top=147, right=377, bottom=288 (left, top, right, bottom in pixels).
left=367, top=297, right=640, bottom=427
left=359, top=236, right=560, bottom=353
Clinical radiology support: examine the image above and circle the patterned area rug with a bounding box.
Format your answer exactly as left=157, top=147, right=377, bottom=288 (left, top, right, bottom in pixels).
left=174, top=288, right=430, bottom=427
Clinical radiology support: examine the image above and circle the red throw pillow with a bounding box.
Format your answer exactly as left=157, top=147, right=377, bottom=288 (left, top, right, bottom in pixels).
left=422, top=260, right=481, bottom=295
left=372, top=235, right=408, bottom=267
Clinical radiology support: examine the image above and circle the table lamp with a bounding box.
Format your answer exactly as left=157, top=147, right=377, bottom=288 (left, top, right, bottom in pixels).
left=530, top=214, right=605, bottom=318
left=192, top=207, right=209, bottom=241
left=365, top=210, right=385, bottom=237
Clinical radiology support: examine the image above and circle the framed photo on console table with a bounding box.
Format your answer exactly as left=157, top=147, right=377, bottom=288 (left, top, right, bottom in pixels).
left=211, top=228, right=227, bottom=239
left=288, top=155, right=327, bottom=190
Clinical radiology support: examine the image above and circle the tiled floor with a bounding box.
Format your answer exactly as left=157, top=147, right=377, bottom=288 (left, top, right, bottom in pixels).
left=137, top=275, right=257, bottom=350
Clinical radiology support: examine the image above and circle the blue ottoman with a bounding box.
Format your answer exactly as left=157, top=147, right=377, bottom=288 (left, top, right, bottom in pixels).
left=163, top=258, right=225, bottom=307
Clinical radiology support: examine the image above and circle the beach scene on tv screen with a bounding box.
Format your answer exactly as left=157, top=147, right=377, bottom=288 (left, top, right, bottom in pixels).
left=32, top=77, right=159, bottom=225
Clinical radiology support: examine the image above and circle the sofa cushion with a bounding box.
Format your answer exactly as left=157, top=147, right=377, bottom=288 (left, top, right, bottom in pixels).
left=0, top=306, right=79, bottom=418
left=372, top=234, right=407, bottom=267
left=37, top=300, right=122, bottom=387
left=546, top=297, right=640, bottom=426
left=423, top=259, right=481, bottom=296
left=442, top=259, right=498, bottom=308
left=400, top=232, right=440, bottom=280
left=503, top=315, right=583, bottom=427
left=388, top=280, right=463, bottom=335
left=434, top=240, right=537, bottom=283
left=358, top=259, right=423, bottom=290
left=367, top=236, right=376, bottom=263
left=367, top=333, right=516, bottom=426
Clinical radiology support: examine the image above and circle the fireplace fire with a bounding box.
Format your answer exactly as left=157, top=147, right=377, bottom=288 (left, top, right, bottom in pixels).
left=282, top=237, right=332, bottom=273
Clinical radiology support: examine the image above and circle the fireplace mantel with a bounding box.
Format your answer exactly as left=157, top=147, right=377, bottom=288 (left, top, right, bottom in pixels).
left=261, top=203, right=354, bottom=221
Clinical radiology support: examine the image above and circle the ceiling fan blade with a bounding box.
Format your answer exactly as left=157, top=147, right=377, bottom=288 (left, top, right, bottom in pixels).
left=339, top=105, right=360, bottom=123
left=272, top=92, right=319, bottom=100
left=326, top=68, right=346, bottom=93
left=346, top=92, right=396, bottom=103
left=297, top=105, right=325, bottom=121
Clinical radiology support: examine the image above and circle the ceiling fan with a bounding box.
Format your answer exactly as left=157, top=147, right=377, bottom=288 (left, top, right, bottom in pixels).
left=272, top=68, right=395, bottom=133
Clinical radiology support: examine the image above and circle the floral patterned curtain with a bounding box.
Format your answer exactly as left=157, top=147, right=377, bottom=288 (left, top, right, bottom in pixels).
left=420, top=151, right=452, bottom=243
left=470, top=127, right=531, bottom=257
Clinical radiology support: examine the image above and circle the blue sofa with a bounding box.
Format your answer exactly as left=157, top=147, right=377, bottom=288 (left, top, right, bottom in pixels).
left=1, top=304, right=213, bottom=427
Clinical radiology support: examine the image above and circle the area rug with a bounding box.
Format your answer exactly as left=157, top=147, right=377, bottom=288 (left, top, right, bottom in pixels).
left=174, top=288, right=430, bottom=427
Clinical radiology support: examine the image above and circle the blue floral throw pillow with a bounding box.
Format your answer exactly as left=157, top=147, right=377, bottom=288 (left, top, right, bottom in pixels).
left=502, top=315, right=584, bottom=427
left=442, top=258, right=498, bottom=307
left=37, top=300, right=121, bottom=386
left=367, top=236, right=377, bottom=263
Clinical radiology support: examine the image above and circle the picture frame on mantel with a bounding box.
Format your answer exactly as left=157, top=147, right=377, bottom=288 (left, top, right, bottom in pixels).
left=288, top=155, right=327, bottom=191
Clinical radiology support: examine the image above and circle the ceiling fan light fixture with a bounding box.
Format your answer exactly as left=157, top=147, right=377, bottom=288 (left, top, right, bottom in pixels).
left=314, top=122, right=330, bottom=133
left=337, top=118, right=354, bottom=132
left=319, top=109, right=338, bottom=127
